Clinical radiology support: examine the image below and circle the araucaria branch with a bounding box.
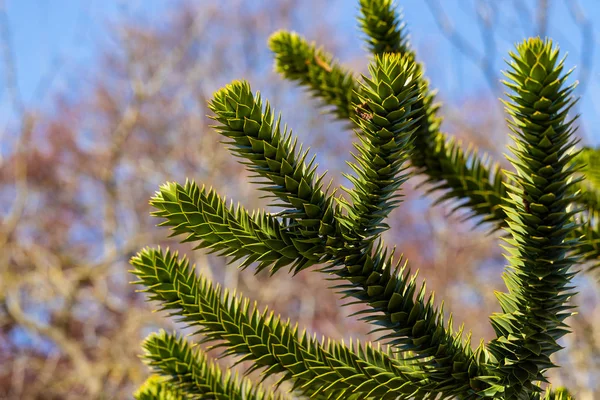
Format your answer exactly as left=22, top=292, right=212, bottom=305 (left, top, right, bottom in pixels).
left=130, top=1, right=590, bottom=399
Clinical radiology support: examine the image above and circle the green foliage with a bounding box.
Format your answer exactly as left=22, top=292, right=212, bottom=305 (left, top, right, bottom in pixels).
left=134, top=375, right=185, bottom=400
left=358, top=0, right=410, bottom=55
left=574, top=147, right=600, bottom=192
left=142, top=330, right=281, bottom=400
left=544, top=387, right=575, bottom=400
left=274, top=0, right=508, bottom=228
left=486, top=39, right=580, bottom=399
left=150, top=180, right=313, bottom=274
left=130, top=1, right=593, bottom=399
left=208, top=80, right=331, bottom=273
left=572, top=147, right=600, bottom=271
left=320, top=53, right=484, bottom=396
left=338, top=53, right=420, bottom=244
left=131, top=247, right=435, bottom=399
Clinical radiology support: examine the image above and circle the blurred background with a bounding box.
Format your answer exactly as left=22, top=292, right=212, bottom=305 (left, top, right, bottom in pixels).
left=0, top=0, right=599, bottom=398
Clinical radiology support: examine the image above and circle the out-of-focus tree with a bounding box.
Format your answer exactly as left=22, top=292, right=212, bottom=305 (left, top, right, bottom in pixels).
left=421, top=2, right=599, bottom=396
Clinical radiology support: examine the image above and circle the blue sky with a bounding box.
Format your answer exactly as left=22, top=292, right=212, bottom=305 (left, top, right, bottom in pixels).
left=0, top=0, right=171, bottom=118
left=3, top=0, right=600, bottom=143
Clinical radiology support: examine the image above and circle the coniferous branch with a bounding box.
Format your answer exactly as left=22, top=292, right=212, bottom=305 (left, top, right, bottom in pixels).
left=321, top=239, right=488, bottom=397
left=269, top=0, right=599, bottom=247
left=150, top=180, right=315, bottom=274
left=574, top=221, right=600, bottom=272
left=130, top=247, right=465, bottom=399
left=135, top=375, right=186, bottom=400
left=361, top=0, right=599, bottom=274
left=543, top=387, right=574, bottom=400
left=485, top=38, right=580, bottom=398
left=357, top=0, right=507, bottom=227
left=358, top=0, right=410, bottom=56
left=150, top=53, right=486, bottom=395
left=146, top=159, right=485, bottom=394
left=570, top=147, right=600, bottom=271
left=208, top=80, right=325, bottom=211
left=131, top=1, right=590, bottom=397
left=336, top=53, right=420, bottom=245
left=270, top=14, right=507, bottom=230
left=573, top=147, right=600, bottom=192
left=269, top=31, right=359, bottom=122
left=142, top=330, right=283, bottom=400
left=360, top=0, right=599, bottom=266
left=208, top=81, right=332, bottom=271
left=316, top=53, right=488, bottom=395
left=272, top=0, right=600, bottom=264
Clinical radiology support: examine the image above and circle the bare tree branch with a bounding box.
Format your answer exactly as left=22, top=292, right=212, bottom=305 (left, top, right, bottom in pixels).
left=3, top=291, right=101, bottom=395
left=512, top=0, right=533, bottom=36
left=537, top=0, right=550, bottom=38
left=0, top=0, right=22, bottom=114
left=424, top=0, right=499, bottom=93
left=565, top=0, right=594, bottom=97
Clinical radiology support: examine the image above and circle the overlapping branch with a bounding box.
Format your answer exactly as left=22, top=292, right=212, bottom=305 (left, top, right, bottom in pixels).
left=146, top=54, right=485, bottom=397
left=270, top=6, right=507, bottom=230
left=131, top=247, right=440, bottom=399
left=132, top=1, right=589, bottom=398
left=271, top=0, right=600, bottom=266
left=150, top=180, right=313, bottom=274
left=142, top=331, right=282, bottom=400
left=208, top=81, right=332, bottom=272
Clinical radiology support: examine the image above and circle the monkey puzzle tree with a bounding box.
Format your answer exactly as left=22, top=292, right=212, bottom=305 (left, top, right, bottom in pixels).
left=130, top=0, right=598, bottom=398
